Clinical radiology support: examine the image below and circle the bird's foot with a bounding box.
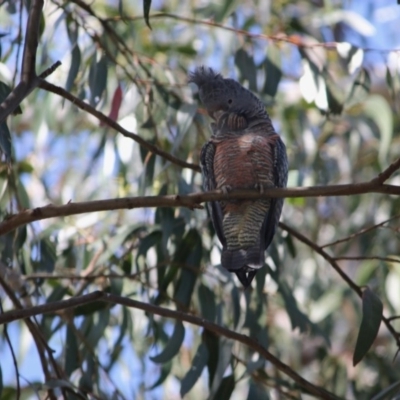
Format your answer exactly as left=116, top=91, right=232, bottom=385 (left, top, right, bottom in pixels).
left=220, top=185, right=233, bottom=194
left=254, top=183, right=274, bottom=194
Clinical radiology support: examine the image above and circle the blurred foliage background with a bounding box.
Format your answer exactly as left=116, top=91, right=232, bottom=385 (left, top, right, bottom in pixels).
left=1, top=0, right=400, bottom=399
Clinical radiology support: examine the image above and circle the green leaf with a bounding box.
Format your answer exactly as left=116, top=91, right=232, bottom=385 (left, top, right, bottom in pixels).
left=65, top=44, right=81, bottom=92
left=33, top=238, right=56, bottom=273
left=202, top=329, right=219, bottom=388
left=209, top=338, right=233, bottom=398
left=150, top=320, right=185, bottom=363
left=353, top=287, right=383, bottom=366
left=371, top=380, right=400, bottom=400
left=0, top=122, right=12, bottom=161
left=65, top=325, right=79, bottom=375
left=263, top=45, right=282, bottom=98
left=247, top=379, right=270, bottom=400
left=143, top=0, right=152, bottom=29
left=136, top=230, right=162, bottom=272
left=180, top=343, right=209, bottom=397
left=234, top=48, right=257, bottom=92
left=174, top=229, right=202, bottom=308
left=158, top=228, right=200, bottom=299
left=212, top=374, right=235, bottom=400
left=231, top=285, right=241, bottom=328
left=198, top=283, right=216, bottom=322
left=345, top=68, right=370, bottom=109
left=284, top=233, right=296, bottom=258
left=0, top=81, right=22, bottom=114
left=363, top=95, right=393, bottom=167
left=89, top=54, right=108, bottom=107
left=146, top=361, right=172, bottom=390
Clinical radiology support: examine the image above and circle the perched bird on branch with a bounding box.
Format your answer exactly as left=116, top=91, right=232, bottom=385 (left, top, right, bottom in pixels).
left=189, top=67, right=288, bottom=288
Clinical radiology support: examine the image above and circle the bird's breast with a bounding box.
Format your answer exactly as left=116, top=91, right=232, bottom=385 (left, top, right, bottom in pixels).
left=212, top=133, right=277, bottom=190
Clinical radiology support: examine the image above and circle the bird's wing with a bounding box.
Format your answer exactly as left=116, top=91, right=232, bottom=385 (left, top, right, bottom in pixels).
left=260, top=135, right=288, bottom=250
left=200, top=141, right=227, bottom=247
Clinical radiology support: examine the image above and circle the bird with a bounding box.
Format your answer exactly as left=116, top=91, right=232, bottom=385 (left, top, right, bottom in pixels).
left=189, top=66, right=288, bottom=288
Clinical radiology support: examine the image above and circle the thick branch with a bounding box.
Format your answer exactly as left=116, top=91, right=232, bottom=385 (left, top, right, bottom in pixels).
left=0, top=290, right=340, bottom=400
left=21, top=0, right=43, bottom=82
left=0, top=0, right=44, bottom=123
left=1, top=183, right=400, bottom=236
left=38, top=80, right=201, bottom=172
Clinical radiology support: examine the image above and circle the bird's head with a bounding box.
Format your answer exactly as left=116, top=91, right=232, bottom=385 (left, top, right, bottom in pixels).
left=188, top=66, right=266, bottom=121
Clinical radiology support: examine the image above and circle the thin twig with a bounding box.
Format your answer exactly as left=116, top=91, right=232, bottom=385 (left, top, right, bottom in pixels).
left=38, top=80, right=201, bottom=172
left=334, top=256, right=400, bottom=264
left=370, top=157, right=400, bottom=184
left=105, top=12, right=400, bottom=54
left=0, top=290, right=341, bottom=400
left=280, top=222, right=400, bottom=349
left=321, top=214, right=400, bottom=248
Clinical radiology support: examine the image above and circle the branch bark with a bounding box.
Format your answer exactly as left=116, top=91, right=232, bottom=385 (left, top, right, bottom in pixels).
left=0, top=0, right=44, bottom=123
left=1, top=182, right=400, bottom=236
left=0, top=290, right=340, bottom=400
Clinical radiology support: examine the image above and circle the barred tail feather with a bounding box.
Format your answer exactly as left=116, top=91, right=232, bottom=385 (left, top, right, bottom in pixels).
left=221, top=247, right=263, bottom=287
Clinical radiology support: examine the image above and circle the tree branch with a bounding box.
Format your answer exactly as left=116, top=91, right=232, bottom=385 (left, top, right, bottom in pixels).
left=0, top=0, right=44, bottom=123
left=1, top=183, right=400, bottom=236
left=280, top=222, right=400, bottom=349
left=370, top=157, right=400, bottom=184
left=0, top=290, right=340, bottom=400
left=38, top=80, right=201, bottom=172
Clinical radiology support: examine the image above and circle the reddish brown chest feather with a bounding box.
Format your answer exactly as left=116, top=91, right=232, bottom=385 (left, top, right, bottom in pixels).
left=212, top=133, right=277, bottom=190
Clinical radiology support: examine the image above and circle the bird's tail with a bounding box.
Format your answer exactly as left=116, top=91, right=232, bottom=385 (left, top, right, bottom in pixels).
left=221, top=247, right=263, bottom=287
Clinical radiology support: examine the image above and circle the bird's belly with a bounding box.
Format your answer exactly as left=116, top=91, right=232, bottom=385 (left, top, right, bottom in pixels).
left=212, top=133, right=274, bottom=250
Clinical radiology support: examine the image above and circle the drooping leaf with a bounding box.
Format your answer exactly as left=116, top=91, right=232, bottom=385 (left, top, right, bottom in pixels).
left=234, top=48, right=257, bottom=92
left=209, top=339, right=233, bottom=398
left=371, top=380, right=400, bottom=400
left=89, top=54, right=108, bottom=107
left=0, top=81, right=22, bottom=114
left=198, top=283, right=216, bottom=322
left=202, top=329, right=219, bottom=388
left=65, top=324, right=79, bottom=376
left=263, top=45, right=282, bottom=98
left=136, top=230, right=162, bottom=270
left=146, top=361, right=172, bottom=390
left=345, top=68, right=370, bottom=109
left=65, top=44, right=81, bottom=92
left=212, top=374, right=235, bottom=400
left=143, top=0, right=152, bottom=29
left=180, top=343, right=209, bottom=397
left=102, top=84, right=123, bottom=125
left=158, top=228, right=200, bottom=300
left=363, top=95, right=393, bottom=167
left=353, top=287, right=383, bottom=366
left=174, top=229, right=202, bottom=308
left=32, top=238, right=56, bottom=273
left=0, top=122, right=12, bottom=161
left=284, top=233, right=297, bottom=258
left=150, top=320, right=185, bottom=363
left=247, top=379, right=270, bottom=400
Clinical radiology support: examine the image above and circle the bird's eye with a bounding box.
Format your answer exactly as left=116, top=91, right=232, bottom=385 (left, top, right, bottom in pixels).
left=228, top=99, right=233, bottom=104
